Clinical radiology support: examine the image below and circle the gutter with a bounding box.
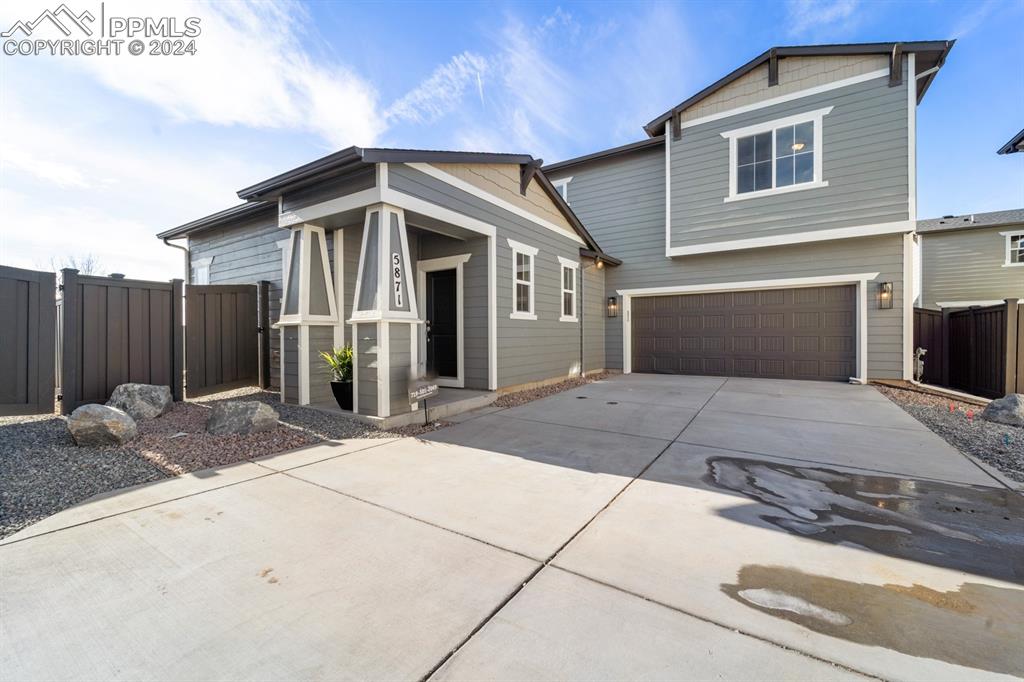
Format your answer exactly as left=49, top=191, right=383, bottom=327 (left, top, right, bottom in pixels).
left=162, top=237, right=189, bottom=282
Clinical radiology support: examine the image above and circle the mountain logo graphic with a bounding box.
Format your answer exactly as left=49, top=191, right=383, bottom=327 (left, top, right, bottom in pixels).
left=2, top=4, right=95, bottom=38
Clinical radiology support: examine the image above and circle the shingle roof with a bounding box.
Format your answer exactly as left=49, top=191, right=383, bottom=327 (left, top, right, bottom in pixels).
left=917, top=208, right=1024, bottom=233
left=998, top=128, right=1024, bottom=155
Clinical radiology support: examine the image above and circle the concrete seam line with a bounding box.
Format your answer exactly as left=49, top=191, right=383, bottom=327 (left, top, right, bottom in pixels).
left=492, top=413, right=681, bottom=443
left=252, top=437, right=403, bottom=474
left=422, top=380, right=729, bottom=680
left=278, top=472, right=541, bottom=563
left=0, top=470, right=279, bottom=548
left=547, top=566, right=884, bottom=682
left=698, top=406, right=931, bottom=432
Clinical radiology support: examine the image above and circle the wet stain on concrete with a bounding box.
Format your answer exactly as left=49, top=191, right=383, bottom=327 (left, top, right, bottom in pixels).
left=723, top=565, right=1024, bottom=677
left=704, top=456, right=1024, bottom=583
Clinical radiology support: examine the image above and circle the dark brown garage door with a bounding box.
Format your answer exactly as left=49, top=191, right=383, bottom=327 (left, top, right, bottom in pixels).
left=631, top=286, right=856, bottom=381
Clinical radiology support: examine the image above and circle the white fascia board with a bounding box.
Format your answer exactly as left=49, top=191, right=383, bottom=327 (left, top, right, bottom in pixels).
left=405, top=163, right=586, bottom=245
left=666, top=221, right=913, bottom=257
left=679, top=69, right=887, bottom=131
left=381, top=187, right=496, bottom=238
left=279, top=187, right=381, bottom=227
left=617, top=272, right=881, bottom=298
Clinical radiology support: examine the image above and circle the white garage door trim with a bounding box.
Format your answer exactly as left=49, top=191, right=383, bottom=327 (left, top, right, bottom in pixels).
left=618, top=272, right=880, bottom=384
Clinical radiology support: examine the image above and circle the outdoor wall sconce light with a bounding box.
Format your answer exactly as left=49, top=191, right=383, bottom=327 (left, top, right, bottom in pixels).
left=878, top=281, right=893, bottom=309
left=607, top=296, right=619, bottom=318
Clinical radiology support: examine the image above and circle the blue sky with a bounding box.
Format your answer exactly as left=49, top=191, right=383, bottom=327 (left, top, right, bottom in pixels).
left=1, top=0, right=1022, bottom=280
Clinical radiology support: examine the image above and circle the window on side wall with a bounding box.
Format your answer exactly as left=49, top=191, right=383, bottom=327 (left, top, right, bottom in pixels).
left=722, top=107, right=832, bottom=202
left=558, top=257, right=578, bottom=322
left=1003, top=231, right=1024, bottom=266
left=552, top=177, right=572, bottom=205
left=508, top=238, right=538, bottom=320
left=191, top=257, right=212, bottom=285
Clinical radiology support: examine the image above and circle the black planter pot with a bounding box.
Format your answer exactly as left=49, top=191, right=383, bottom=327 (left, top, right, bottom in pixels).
left=330, top=381, right=353, bottom=411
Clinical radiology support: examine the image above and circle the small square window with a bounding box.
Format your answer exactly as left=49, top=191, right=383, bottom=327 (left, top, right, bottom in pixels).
left=1006, top=233, right=1024, bottom=266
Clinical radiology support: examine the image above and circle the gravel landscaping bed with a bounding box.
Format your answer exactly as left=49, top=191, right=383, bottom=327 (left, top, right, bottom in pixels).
left=494, top=372, right=609, bottom=408
left=875, top=384, right=1024, bottom=483
left=1, top=389, right=402, bottom=539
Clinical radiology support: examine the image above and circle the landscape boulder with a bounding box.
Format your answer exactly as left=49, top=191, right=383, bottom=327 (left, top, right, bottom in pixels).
left=106, top=383, right=173, bottom=420
left=206, top=401, right=279, bottom=436
left=67, top=404, right=137, bottom=446
left=981, top=393, right=1024, bottom=428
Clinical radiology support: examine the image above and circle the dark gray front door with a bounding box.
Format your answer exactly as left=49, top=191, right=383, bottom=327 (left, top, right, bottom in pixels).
left=426, top=269, right=457, bottom=379
left=631, top=285, right=857, bottom=381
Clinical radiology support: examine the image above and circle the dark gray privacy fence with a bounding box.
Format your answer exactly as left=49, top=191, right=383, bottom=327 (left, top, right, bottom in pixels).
left=184, top=282, right=269, bottom=396
left=59, top=270, right=184, bottom=413
left=913, top=299, right=1021, bottom=399
left=0, top=266, right=56, bottom=416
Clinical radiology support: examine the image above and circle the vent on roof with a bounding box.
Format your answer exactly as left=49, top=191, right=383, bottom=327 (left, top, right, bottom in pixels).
left=942, top=215, right=954, bottom=219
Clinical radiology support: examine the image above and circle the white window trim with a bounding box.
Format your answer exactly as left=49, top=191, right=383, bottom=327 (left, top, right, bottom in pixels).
left=508, top=238, right=538, bottom=320
left=721, top=106, right=832, bottom=202
left=278, top=224, right=339, bottom=326
left=558, top=256, right=578, bottom=322
left=552, top=176, right=573, bottom=204
left=1000, top=230, right=1024, bottom=267
left=617, top=272, right=880, bottom=384
left=417, top=254, right=471, bottom=388
left=191, top=257, right=212, bottom=285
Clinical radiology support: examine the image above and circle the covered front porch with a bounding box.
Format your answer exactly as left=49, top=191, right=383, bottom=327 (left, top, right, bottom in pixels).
left=275, top=187, right=497, bottom=427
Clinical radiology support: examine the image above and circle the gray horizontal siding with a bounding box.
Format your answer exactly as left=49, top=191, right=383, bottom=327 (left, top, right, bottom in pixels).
left=388, top=322, right=412, bottom=415
left=921, top=226, right=1024, bottom=309
left=355, top=323, right=378, bottom=416
left=557, top=146, right=905, bottom=379
left=389, top=164, right=584, bottom=388
left=282, top=167, right=375, bottom=212
left=188, top=209, right=288, bottom=390
left=281, top=327, right=299, bottom=403
left=670, top=66, right=909, bottom=249
left=583, top=264, right=605, bottom=373
left=308, top=325, right=334, bottom=405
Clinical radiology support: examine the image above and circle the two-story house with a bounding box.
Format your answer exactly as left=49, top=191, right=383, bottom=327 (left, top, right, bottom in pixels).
left=546, top=40, right=955, bottom=384
left=157, top=40, right=955, bottom=426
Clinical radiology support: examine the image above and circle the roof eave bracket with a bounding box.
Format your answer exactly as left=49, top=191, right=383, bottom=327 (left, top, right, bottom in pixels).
left=768, top=48, right=779, bottom=87
left=888, top=43, right=904, bottom=87
left=519, top=159, right=543, bottom=195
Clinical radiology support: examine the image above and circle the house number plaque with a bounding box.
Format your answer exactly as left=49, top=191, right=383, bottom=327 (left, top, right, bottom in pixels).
left=392, top=252, right=403, bottom=307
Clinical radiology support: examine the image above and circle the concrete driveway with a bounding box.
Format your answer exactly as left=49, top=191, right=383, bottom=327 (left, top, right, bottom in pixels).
left=2, top=375, right=1021, bottom=681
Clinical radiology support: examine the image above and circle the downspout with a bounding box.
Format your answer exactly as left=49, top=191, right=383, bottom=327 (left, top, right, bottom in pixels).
left=162, top=237, right=190, bottom=282
left=579, top=263, right=585, bottom=377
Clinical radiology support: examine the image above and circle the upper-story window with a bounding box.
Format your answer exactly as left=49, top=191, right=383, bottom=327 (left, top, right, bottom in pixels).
left=552, top=177, right=572, bottom=205
left=722, top=107, right=832, bottom=203
left=1003, top=231, right=1024, bottom=267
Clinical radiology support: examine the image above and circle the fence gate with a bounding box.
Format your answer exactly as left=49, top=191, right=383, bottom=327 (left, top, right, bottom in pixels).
left=185, top=283, right=268, bottom=396
left=59, top=270, right=184, bottom=414
left=0, top=266, right=56, bottom=416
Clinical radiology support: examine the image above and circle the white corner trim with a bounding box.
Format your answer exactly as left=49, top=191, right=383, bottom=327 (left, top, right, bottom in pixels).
left=417, top=254, right=471, bottom=388
left=664, top=118, right=672, bottom=258
left=506, top=238, right=539, bottom=256
left=722, top=180, right=829, bottom=203
left=378, top=321, right=390, bottom=418
left=902, top=232, right=913, bottom=380
left=377, top=161, right=389, bottom=190
left=935, top=300, right=1006, bottom=309
left=907, top=52, right=917, bottom=224
left=618, top=272, right=879, bottom=382
left=721, top=107, right=832, bottom=202
left=666, top=220, right=913, bottom=257
left=298, top=325, right=310, bottom=405
left=333, top=228, right=345, bottom=349
left=279, top=328, right=285, bottom=403
left=679, top=69, right=887, bottom=131
left=405, top=162, right=586, bottom=245
left=488, top=235, right=497, bottom=390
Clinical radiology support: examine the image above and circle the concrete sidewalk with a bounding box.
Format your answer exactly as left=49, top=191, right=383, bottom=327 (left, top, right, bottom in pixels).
left=2, top=375, right=1019, bottom=681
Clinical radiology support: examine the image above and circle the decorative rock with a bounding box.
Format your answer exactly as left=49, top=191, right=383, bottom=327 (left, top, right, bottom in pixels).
left=106, top=383, right=173, bottom=420
left=67, top=404, right=137, bottom=446
left=981, top=393, right=1024, bottom=428
left=206, top=401, right=279, bottom=436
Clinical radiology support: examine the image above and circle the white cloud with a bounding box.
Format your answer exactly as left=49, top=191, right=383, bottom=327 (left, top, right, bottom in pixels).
left=386, top=52, right=490, bottom=125
left=785, top=0, right=860, bottom=37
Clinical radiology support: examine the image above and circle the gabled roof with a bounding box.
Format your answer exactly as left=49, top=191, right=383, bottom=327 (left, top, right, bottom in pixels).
left=156, top=201, right=275, bottom=240
left=236, top=147, right=534, bottom=201
left=644, top=40, right=955, bottom=137
left=917, top=208, right=1024, bottom=234
left=998, top=128, right=1024, bottom=155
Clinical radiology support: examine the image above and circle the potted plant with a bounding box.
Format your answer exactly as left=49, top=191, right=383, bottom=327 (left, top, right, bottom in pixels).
left=320, top=345, right=353, bottom=411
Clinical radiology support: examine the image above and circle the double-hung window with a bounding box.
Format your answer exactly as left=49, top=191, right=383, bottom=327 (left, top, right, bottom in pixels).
left=508, top=239, right=538, bottom=320
left=722, top=107, right=832, bottom=202
left=1003, top=231, right=1024, bottom=267
left=558, top=257, right=578, bottom=322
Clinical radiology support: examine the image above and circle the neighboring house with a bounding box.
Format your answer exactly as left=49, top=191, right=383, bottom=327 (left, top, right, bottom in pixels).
left=998, top=128, right=1023, bottom=155
left=916, top=209, right=1024, bottom=310
left=158, top=149, right=615, bottom=423
left=158, top=40, right=958, bottom=422
left=546, top=41, right=953, bottom=383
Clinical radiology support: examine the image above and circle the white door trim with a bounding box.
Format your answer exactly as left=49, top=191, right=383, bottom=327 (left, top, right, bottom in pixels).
left=619, top=272, right=880, bottom=383
left=418, top=254, right=471, bottom=388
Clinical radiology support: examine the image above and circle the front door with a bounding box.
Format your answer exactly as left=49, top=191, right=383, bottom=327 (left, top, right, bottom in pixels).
left=426, top=269, right=458, bottom=379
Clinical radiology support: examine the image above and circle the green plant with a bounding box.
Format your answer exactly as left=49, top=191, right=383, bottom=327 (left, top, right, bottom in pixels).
left=320, top=345, right=353, bottom=382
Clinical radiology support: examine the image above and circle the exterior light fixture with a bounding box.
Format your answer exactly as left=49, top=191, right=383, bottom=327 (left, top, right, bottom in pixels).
left=878, top=281, right=893, bottom=309
left=607, top=296, right=619, bottom=318
left=595, top=258, right=604, bottom=269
